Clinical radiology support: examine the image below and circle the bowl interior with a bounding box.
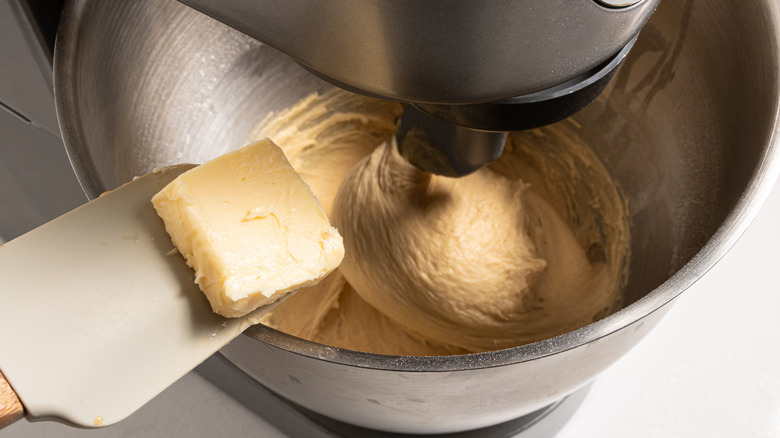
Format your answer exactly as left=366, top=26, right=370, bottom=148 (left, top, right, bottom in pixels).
left=56, top=0, right=780, bottom=362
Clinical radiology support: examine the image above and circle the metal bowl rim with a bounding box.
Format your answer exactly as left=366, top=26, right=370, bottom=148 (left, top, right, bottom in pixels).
left=53, top=0, right=780, bottom=373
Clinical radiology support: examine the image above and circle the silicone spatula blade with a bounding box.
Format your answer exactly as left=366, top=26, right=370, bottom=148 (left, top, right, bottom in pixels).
left=0, top=165, right=272, bottom=428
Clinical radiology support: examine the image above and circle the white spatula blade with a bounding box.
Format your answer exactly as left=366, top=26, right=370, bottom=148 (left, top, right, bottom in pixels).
left=0, top=165, right=268, bottom=427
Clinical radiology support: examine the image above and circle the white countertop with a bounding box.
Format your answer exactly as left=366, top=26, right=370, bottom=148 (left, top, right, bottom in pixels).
left=5, top=178, right=780, bottom=438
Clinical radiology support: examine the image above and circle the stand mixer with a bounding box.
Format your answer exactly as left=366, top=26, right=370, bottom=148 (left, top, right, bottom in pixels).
left=179, top=0, right=660, bottom=176
left=8, top=0, right=777, bottom=435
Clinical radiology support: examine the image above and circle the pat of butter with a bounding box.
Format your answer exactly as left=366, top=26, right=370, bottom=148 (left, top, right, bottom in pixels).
left=151, top=138, right=344, bottom=317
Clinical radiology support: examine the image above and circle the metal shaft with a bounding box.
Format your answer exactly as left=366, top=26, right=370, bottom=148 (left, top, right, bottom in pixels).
left=396, top=105, right=507, bottom=177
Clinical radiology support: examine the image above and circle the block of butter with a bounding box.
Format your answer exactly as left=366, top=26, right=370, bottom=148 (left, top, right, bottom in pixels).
left=151, top=138, right=344, bottom=317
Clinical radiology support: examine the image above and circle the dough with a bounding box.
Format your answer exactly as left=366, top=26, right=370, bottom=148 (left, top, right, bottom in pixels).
left=253, top=90, right=630, bottom=355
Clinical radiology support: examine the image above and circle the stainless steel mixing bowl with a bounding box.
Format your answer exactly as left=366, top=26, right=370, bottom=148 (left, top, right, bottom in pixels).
left=55, top=0, right=780, bottom=434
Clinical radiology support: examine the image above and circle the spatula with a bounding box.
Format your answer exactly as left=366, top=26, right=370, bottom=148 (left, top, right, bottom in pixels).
left=0, top=165, right=275, bottom=429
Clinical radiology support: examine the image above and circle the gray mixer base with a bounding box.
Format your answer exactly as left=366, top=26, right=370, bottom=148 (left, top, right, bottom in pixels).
left=198, top=353, right=592, bottom=438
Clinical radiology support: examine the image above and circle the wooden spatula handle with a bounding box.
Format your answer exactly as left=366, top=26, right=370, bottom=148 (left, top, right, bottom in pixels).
left=0, top=369, right=24, bottom=428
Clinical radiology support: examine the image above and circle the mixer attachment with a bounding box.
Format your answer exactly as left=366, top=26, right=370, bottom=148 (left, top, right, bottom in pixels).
left=396, top=106, right=507, bottom=177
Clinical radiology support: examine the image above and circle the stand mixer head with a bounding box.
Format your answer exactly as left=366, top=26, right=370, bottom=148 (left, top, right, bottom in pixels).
left=178, top=0, right=660, bottom=176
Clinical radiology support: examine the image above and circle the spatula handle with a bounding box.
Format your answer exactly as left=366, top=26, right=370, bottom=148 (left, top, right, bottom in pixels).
left=0, top=369, right=24, bottom=429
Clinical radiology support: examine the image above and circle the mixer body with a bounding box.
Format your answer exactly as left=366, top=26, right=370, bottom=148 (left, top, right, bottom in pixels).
left=178, top=0, right=661, bottom=175
left=178, top=0, right=660, bottom=106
